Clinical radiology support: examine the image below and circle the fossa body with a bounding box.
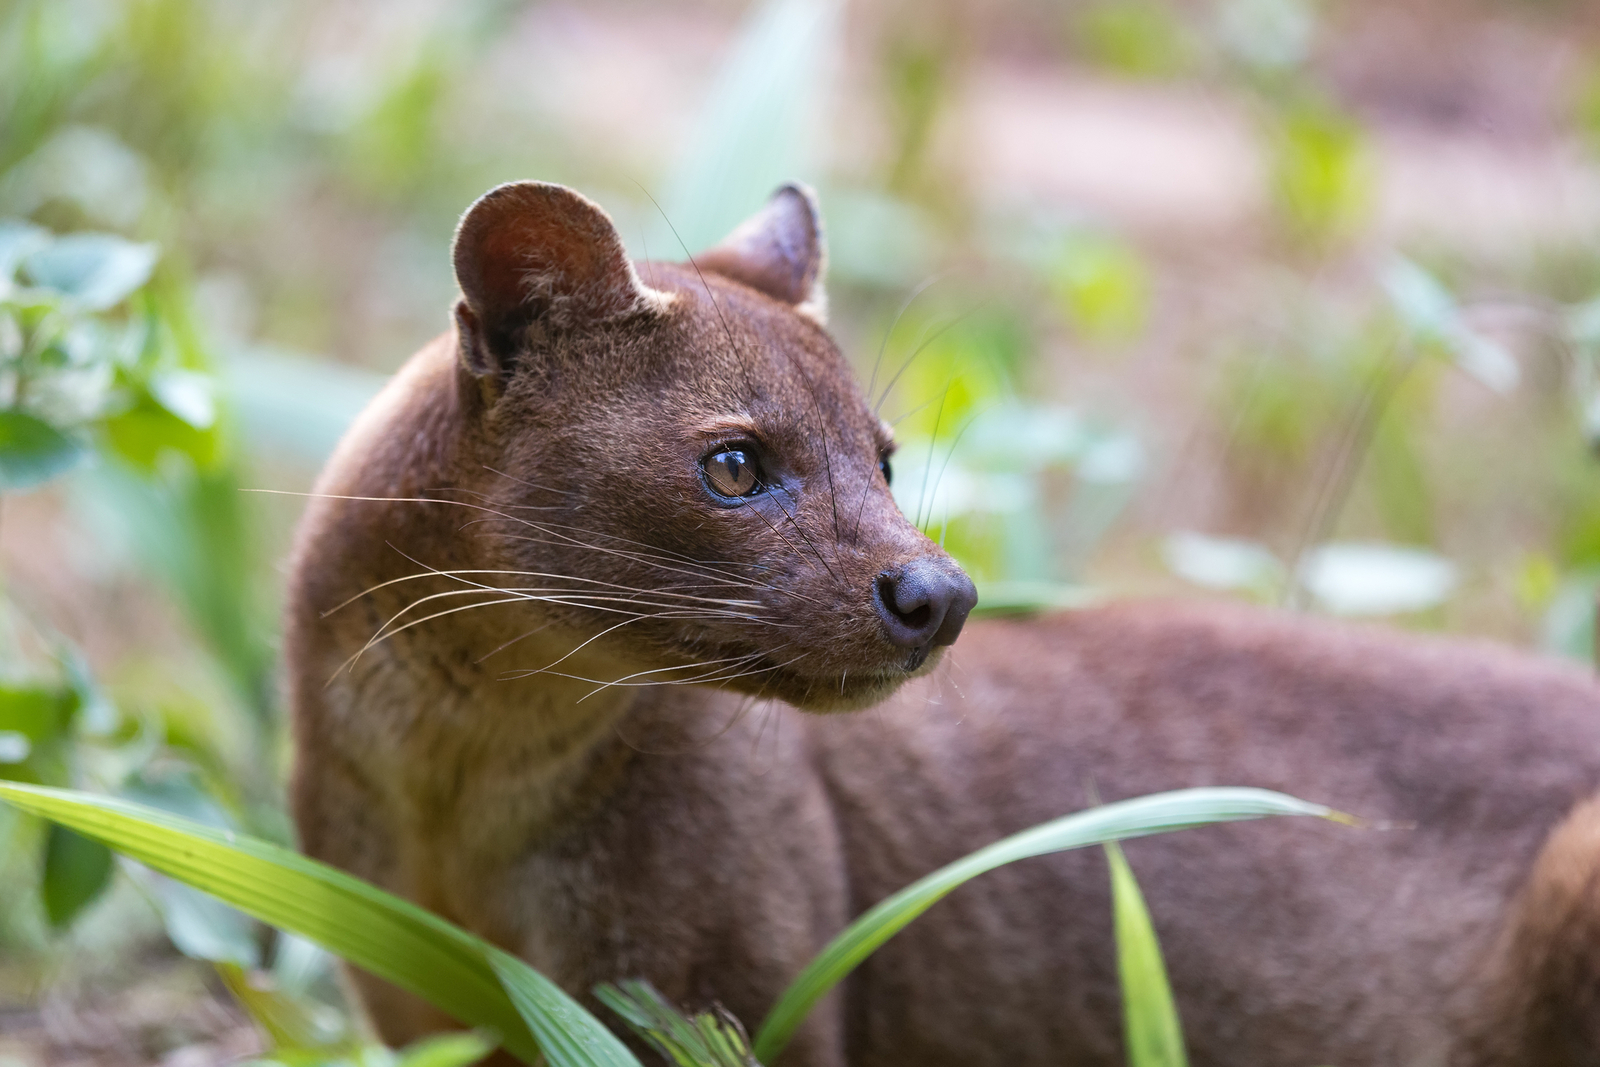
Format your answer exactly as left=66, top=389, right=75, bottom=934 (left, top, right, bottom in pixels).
left=287, top=181, right=1600, bottom=1065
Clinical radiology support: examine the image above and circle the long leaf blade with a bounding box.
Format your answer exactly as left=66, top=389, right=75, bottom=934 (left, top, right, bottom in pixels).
left=0, top=781, right=641, bottom=1067
left=1106, top=841, right=1187, bottom=1067
left=753, top=787, right=1343, bottom=1062
left=488, top=951, right=640, bottom=1067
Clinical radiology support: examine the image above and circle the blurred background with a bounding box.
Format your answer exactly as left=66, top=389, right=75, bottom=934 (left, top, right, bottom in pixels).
left=5, top=0, right=1600, bottom=1062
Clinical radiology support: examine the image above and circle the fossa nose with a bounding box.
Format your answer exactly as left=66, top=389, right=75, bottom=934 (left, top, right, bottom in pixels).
left=874, top=556, right=978, bottom=667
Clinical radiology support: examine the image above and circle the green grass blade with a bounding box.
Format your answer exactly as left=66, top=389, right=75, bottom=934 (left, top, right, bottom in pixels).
left=487, top=951, right=640, bottom=1067
left=394, top=1032, right=498, bottom=1067
left=1105, top=842, right=1187, bottom=1067
left=592, top=981, right=758, bottom=1067
left=0, top=781, right=641, bottom=1067
left=753, top=786, right=1344, bottom=1062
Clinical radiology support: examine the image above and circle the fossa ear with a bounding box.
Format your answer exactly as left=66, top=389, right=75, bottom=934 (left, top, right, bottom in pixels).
left=698, top=183, right=827, bottom=325
left=452, top=181, right=671, bottom=380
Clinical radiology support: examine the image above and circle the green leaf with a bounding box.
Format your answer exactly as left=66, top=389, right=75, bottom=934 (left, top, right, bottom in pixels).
left=0, top=409, right=86, bottom=490
left=0, top=682, right=75, bottom=745
left=0, top=220, right=50, bottom=283
left=152, top=874, right=263, bottom=966
left=1074, top=1, right=1196, bottom=78
left=0, top=681, right=79, bottom=785
left=0, top=781, right=643, bottom=1067
left=273, top=931, right=335, bottom=997
left=22, top=233, right=159, bottom=311
left=42, top=823, right=114, bottom=928
left=100, top=393, right=220, bottom=473
left=217, top=961, right=351, bottom=1052
left=1268, top=99, right=1370, bottom=246
left=149, top=368, right=217, bottom=430
left=753, top=787, right=1346, bottom=1063
left=594, top=980, right=758, bottom=1067
left=1381, top=258, right=1518, bottom=393
left=247, top=1034, right=495, bottom=1067
left=394, top=1032, right=498, bottom=1067
left=488, top=951, right=640, bottom=1067
left=1381, top=256, right=1455, bottom=338
left=1540, top=571, right=1600, bottom=665
left=1105, top=842, right=1187, bottom=1067
left=1051, top=233, right=1150, bottom=345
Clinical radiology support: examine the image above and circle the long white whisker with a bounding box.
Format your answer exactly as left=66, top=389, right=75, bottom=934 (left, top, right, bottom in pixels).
left=573, top=652, right=772, bottom=703
left=524, top=651, right=810, bottom=696
left=325, top=567, right=766, bottom=617
left=379, top=547, right=770, bottom=622
left=375, top=587, right=765, bottom=636
left=333, top=595, right=532, bottom=680
left=489, top=531, right=795, bottom=599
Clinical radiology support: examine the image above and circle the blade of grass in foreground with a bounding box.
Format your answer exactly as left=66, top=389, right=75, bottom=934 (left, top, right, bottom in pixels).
left=0, top=781, right=641, bottom=1067
left=1106, top=841, right=1187, bottom=1067
left=753, top=786, right=1348, bottom=1063
left=593, top=979, right=759, bottom=1067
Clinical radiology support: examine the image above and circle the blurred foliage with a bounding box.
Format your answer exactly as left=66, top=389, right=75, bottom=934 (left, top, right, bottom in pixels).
left=0, top=219, right=258, bottom=946
left=1577, top=59, right=1600, bottom=158
left=1215, top=0, right=1315, bottom=75
left=872, top=297, right=1130, bottom=596
left=1267, top=97, right=1374, bottom=248
left=658, top=0, right=840, bottom=254
left=0, top=5, right=287, bottom=1035
left=1049, top=231, right=1151, bottom=347
left=1073, top=1, right=1196, bottom=79
left=882, top=10, right=961, bottom=196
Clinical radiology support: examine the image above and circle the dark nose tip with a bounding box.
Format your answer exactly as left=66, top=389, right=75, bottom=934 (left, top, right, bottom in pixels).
left=874, top=558, right=979, bottom=652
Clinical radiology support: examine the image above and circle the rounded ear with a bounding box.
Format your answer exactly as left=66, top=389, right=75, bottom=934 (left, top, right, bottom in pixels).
left=697, top=183, right=827, bottom=325
left=452, top=181, right=670, bottom=379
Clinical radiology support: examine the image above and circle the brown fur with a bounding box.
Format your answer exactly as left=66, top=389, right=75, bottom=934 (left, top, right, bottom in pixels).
left=287, top=182, right=1600, bottom=1066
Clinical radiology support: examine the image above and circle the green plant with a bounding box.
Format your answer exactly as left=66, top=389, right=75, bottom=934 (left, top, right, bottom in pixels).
left=596, top=982, right=760, bottom=1067
left=1267, top=96, right=1372, bottom=248
left=0, top=779, right=1343, bottom=1066
left=1073, top=1, right=1196, bottom=79
left=0, top=221, right=234, bottom=933
left=750, top=787, right=1341, bottom=1061
left=1105, top=841, right=1186, bottom=1067
left=0, top=217, right=293, bottom=1020
left=1050, top=231, right=1151, bottom=347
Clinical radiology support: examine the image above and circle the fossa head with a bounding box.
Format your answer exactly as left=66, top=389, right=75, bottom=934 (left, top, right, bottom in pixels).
left=446, top=181, right=976, bottom=711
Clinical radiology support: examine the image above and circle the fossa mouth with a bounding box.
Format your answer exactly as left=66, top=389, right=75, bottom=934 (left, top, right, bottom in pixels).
left=731, top=648, right=947, bottom=714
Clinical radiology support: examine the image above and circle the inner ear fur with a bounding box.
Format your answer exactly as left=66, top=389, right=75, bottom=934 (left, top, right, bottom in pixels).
left=452, top=181, right=671, bottom=380
left=697, top=183, right=828, bottom=324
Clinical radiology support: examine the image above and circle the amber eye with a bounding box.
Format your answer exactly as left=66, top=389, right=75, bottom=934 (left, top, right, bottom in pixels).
left=704, top=448, right=762, bottom=497
left=879, top=454, right=893, bottom=486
